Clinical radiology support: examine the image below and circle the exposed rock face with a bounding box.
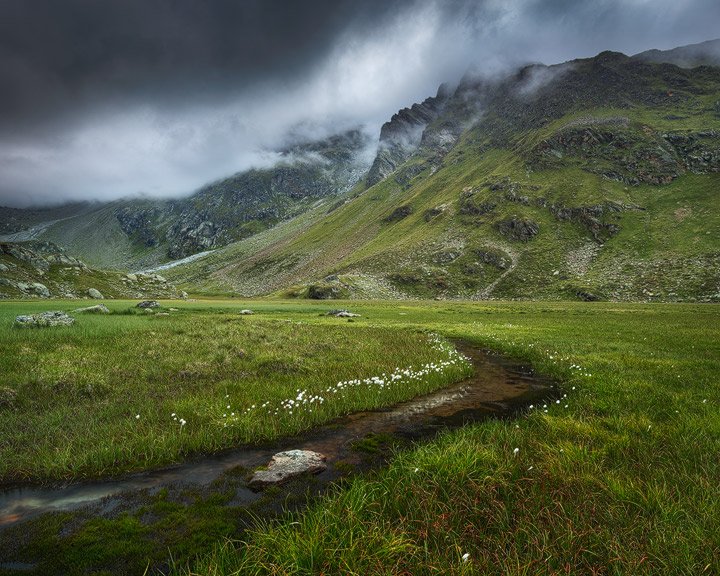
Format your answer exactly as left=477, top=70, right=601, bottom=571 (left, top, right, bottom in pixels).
left=73, top=304, right=110, bottom=314
left=115, top=206, right=159, bottom=247
left=384, top=205, right=413, bottom=222
left=87, top=288, right=104, bottom=299
left=366, top=85, right=451, bottom=186
left=248, top=450, right=327, bottom=490
left=15, top=311, right=75, bottom=327
left=497, top=218, right=540, bottom=241
left=549, top=204, right=621, bottom=242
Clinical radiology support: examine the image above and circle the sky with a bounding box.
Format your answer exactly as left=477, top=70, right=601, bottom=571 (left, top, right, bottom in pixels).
left=0, top=0, right=719, bottom=207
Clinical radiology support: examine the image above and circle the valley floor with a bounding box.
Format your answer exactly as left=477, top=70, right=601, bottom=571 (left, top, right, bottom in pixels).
left=0, top=299, right=718, bottom=575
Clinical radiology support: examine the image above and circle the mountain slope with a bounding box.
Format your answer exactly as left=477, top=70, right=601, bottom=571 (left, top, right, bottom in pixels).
left=29, top=129, right=373, bottom=270
left=164, top=49, right=720, bottom=302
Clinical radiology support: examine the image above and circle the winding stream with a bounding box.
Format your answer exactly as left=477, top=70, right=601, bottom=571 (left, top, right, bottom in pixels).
left=0, top=342, right=557, bottom=533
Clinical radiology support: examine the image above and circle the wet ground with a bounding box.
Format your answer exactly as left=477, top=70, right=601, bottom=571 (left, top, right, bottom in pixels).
left=0, top=342, right=557, bottom=574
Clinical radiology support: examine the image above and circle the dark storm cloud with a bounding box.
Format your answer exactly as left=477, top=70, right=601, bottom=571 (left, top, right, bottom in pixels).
left=0, top=0, right=719, bottom=207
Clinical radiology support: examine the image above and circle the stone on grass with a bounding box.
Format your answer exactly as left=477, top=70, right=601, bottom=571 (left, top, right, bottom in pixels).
left=239, top=309, right=254, bottom=315
left=248, top=450, right=327, bottom=490
left=87, top=288, right=104, bottom=299
left=15, top=311, right=75, bottom=327
left=136, top=300, right=160, bottom=309
left=327, top=309, right=360, bottom=318
left=72, top=304, right=110, bottom=314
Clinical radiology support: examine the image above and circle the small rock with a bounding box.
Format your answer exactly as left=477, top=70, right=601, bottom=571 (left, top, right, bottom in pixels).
left=72, top=304, right=110, bottom=314
left=0, top=263, right=8, bottom=272
left=327, top=309, right=360, bottom=318
left=125, top=273, right=137, bottom=282
left=87, top=288, right=104, bottom=299
left=179, top=291, right=189, bottom=299
left=14, top=311, right=75, bottom=328
left=239, top=309, right=254, bottom=315
left=168, top=308, right=179, bottom=312
left=249, top=450, right=327, bottom=490
left=136, top=300, right=160, bottom=309
left=155, top=312, right=170, bottom=317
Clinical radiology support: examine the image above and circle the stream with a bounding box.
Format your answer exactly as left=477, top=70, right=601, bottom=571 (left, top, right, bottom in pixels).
left=0, top=343, right=557, bottom=572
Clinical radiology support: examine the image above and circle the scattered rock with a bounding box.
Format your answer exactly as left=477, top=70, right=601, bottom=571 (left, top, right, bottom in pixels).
left=248, top=450, right=327, bottom=490
left=327, top=309, right=360, bottom=318
left=72, top=304, right=110, bottom=314
left=239, top=309, right=254, bottom=315
left=155, top=312, right=170, bottom=317
left=125, top=273, right=137, bottom=282
left=87, top=288, right=104, bottom=299
left=14, top=311, right=75, bottom=327
left=0, top=263, right=8, bottom=272
left=136, top=300, right=160, bottom=309
left=179, top=291, right=189, bottom=299
left=28, top=282, right=50, bottom=297
left=497, top=218, right=539, bottom=241
left=384, top=205, right=413, bottom=222
left=168, top=308, right=179, bottom=312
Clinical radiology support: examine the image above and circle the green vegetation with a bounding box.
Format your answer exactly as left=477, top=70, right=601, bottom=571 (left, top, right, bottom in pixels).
left=0, top=300, right=469, bottom=482
left=160, top=300, right=718, bottom=575
left=1, top=300, right=718, bottom=575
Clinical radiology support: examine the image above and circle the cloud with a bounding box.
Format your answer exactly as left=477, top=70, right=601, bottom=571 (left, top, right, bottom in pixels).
left=0, top=0, right=719, bottom=207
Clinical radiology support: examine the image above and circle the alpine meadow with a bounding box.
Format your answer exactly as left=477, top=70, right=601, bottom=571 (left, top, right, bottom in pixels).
left=0, top=1, right=718, bottom=575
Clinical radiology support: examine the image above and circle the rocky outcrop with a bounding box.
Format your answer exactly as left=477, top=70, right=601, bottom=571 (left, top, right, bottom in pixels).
left=366, top=85, right=451, bottom=186
left=497, top=218, right=539, bottom=242
left=248, top=450, right=327, bottom=489
left=14, top=311, right=75, bottom=327
left=549, top=204, right=621, bottom=242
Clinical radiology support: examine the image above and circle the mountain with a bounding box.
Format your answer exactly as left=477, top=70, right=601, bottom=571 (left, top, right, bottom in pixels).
left=160, top=47, right=720, bottom=302
left=1, top=129, right=373, bottom=270
left=2, top=41, right=719, bottom=302
left=0, top=241, right=181, bottom=300
left=633, top=38, right=720, bottom=68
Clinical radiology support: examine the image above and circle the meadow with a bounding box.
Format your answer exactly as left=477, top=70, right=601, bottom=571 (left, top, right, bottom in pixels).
left=0, top=300, right=469, bottom=482
left=0, top=299, right=718, bottom=575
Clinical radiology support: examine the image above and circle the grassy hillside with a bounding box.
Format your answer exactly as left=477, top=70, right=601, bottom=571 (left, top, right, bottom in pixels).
left=166, top=84, right=720, bottom=302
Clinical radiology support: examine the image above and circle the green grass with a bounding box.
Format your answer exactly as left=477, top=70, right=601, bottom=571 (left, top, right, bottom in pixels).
left=0, top=299, right=470, bottom=482
left=153, top=299, right=720, bottom=575
left=2, top=299, right=719, bottom=574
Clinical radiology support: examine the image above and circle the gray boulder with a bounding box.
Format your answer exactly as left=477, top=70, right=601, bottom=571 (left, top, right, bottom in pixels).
left=73, top=304, right=110, bottom=314
left=327, top=309, right=360, bottom=318
left=248, top=450, right=327, bottom=490
left=87, top=288, right=104, bottom=299
left=136, top=300, right=160, bottom=309
left=30, top=282, right=50, bottom=297
left=15, top=311, right=75, bottom=327
left=0, top=263, right=8, bottom=272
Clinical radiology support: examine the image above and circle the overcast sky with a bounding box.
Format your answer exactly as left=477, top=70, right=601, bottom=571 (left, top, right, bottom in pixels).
left=0, top=0, right=718, bottom=207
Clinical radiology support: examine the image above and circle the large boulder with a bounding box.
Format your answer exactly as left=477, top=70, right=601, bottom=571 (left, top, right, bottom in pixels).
left=87, top=288, right=104, bottom=299
left=136, top=300, right=160, bottom=309
left=14, top=311, right=75, bottom=327
left=30, top=282, right=50, bottom=297
left=248, top=450, right=327, bottom=490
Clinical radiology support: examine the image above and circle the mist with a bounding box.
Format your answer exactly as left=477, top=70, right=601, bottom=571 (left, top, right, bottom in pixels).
left=1, top=0, right=719, bottom=207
